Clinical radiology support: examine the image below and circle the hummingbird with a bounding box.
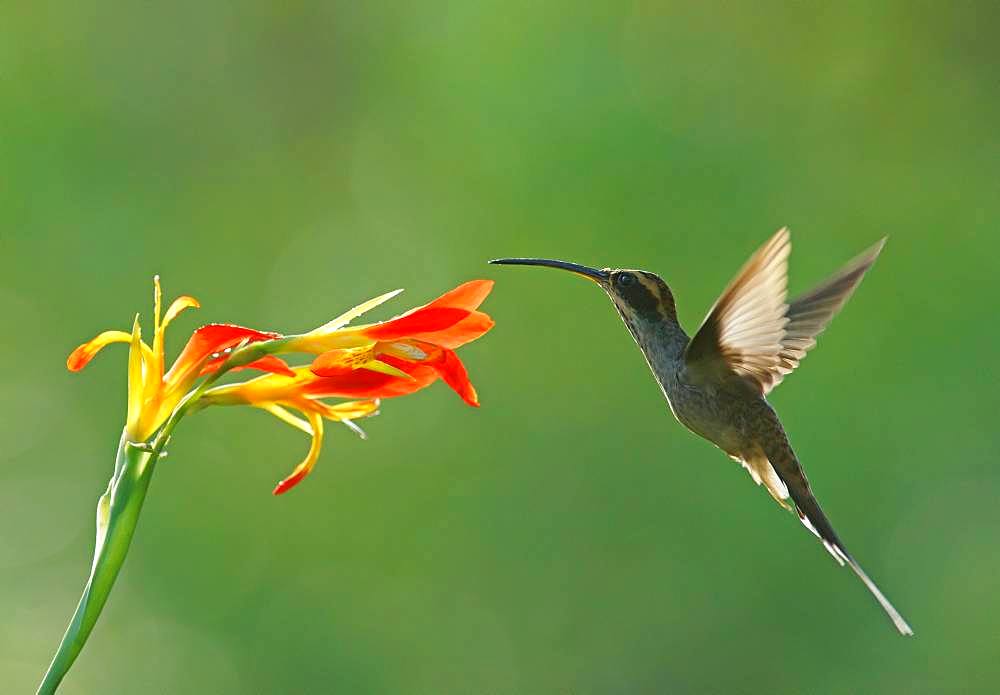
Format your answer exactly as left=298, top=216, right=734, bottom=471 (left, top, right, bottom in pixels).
left=490, top=228, right=913, bottom=635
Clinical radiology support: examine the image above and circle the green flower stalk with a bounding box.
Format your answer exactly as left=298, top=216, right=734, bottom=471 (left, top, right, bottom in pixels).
left=38, top=276, right=495, bottom=692
left=37, top=435, right=152, bottom=695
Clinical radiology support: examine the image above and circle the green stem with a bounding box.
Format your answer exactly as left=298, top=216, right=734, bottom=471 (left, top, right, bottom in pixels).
left=37, top=434, right=156, bottom=695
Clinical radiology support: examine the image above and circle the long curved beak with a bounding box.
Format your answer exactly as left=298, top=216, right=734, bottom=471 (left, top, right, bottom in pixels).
left=488, top=258, right=609, bottom=283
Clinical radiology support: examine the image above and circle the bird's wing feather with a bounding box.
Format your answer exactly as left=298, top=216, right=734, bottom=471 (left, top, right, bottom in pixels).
left=768, top=237, right=886, bottom=393
left=684, top=228, right=792, bottom=392
left=684, top=229, right=885, bottom=395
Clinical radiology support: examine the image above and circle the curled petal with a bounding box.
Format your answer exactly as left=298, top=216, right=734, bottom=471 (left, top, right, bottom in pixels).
left=273, top=410, right=324, bottom=495
left=429, top=348, right=479, bottom=407
left=148, top=279, right=200, bottom=390
left=162, top=295, right=200, bottom=329
left=67, top=330, right=153, bottom=372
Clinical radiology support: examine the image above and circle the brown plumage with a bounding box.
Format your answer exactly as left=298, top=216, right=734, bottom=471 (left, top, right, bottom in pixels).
left=491, top=229, right=913, bottom=635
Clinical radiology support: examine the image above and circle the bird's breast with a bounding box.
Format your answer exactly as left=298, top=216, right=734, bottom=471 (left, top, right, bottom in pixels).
left=658, top=373, right=748, bottom=454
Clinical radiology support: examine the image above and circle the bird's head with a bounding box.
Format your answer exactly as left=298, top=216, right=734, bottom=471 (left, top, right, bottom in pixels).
left=488, top=258, right=678, bottom=331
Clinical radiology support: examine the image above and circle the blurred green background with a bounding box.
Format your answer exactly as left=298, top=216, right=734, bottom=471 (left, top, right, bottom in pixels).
left=2, top=2, right=998, bottom=693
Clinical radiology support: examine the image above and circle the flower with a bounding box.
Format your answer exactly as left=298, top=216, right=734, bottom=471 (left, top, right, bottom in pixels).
left=67, top=276, right=292, bottom=442
left=67, top=277, right=494, bottom=494
left=43, top=276, right=495, bottom=693
left=202, top=279, right=495, bottom=494
left=290, top=279, right=495, bottom=406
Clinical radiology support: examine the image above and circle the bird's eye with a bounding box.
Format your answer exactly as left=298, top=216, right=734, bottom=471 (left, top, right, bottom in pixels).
left=616, top=272, right=636, bottom=287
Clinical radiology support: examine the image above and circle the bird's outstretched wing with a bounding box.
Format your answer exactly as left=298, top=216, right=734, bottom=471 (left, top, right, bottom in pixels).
left=685, top=228, right=885, bottom=395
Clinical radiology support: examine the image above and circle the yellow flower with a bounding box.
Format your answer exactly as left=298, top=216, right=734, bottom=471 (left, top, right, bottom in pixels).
left=67, top=277, right=288, bottom=442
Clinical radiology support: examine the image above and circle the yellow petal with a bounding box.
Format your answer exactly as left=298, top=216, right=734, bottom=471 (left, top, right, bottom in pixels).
left=311, top=398, right=380, bottom=421
left=67, top=330, right=153, bottom=371
left=361, top=359, right=413, bottom=380
left=308, top=347, right=412, bottom=380
left=199, top=367, right=313, bottom=408
left=153, top=276, right=163, bottom=333
left=148, top=276, right=165, bottom=401
left=272, top=410, right=324, bottom=495
left=125, top=315, right=146, bottom=441
left=310, top=288, right=404, bottom=335
left=151, top=290, right=199, bottom=389
left=257, top=403, right=314, bottom=435
left=162, top=295, right=200, bottom=329
left=286, top=332, right=375, bottom=354
left=323, top=345, right=378, bottom=370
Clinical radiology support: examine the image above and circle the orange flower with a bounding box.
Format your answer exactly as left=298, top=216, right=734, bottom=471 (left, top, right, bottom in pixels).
left=203, top=280, right=495, bottom=494
left=290, top=279, right=494, bottom=406
left=67, top=277, right=291, bottom=442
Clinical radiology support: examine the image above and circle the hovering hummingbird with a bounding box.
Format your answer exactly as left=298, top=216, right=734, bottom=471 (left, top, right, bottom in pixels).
left=490, top=228, right=913, bottom=635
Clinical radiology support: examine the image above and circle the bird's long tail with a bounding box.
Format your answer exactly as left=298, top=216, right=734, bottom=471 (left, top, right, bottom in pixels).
left=767, top=441, right=914, bottom=636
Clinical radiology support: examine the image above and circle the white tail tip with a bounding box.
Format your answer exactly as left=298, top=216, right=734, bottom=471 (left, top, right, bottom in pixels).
left=847, top=557, right=914, bottom=636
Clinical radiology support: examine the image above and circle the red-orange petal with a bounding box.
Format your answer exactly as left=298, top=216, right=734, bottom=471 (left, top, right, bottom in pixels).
left=412, top=310, right=494, bottom=349
left=307, top=346, right=386, bottom=376
left=309, top=350, right=353, bottom=376
left=429, top=348, right=479, bottom=407
left=363, top=307, right=470, bottom=342
left=167, top=323, right=281, bottom=383
left=245, top=356, right=296, bottom=377
left=201, top=353, right=295, bottom=377
left=362, top=280, right=494, bottom=344
left=272, top=410, right=324, bottom=495
left=306, top=355, right=439, bottom=399
left=273, top=470, right=308, bottom=495
left=425, top=279, right=494, bottom=312
left=67, top=330, right=136, bottom=371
